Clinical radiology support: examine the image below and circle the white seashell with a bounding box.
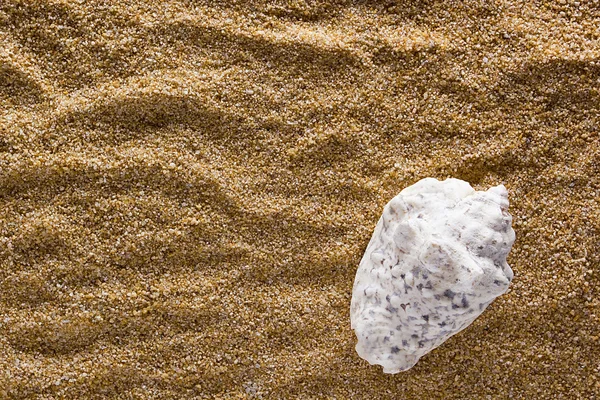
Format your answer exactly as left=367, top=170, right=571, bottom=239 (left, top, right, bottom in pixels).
left=350, top=178, right=515, bottom=373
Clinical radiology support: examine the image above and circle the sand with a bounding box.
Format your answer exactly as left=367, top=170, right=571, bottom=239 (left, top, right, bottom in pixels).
left=0, top=0, right=598, bottom=398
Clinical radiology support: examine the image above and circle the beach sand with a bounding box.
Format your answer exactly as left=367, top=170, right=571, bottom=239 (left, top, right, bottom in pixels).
left=0, top=0, right=598, bottom=398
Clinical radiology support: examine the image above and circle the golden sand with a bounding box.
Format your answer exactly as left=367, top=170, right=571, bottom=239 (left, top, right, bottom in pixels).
left=0, top=0, right=598, bottom=398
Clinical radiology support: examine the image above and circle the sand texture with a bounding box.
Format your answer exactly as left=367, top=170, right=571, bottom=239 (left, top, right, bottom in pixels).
left=0, top=0, right=599, bottom=399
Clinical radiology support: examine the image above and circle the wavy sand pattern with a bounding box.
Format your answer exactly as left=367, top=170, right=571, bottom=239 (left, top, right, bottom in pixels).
left=1, top=1, right=599, bottom=398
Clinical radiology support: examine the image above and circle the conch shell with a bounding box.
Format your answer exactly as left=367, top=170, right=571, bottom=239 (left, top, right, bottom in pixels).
left=350, top=178, right=515, bottom=373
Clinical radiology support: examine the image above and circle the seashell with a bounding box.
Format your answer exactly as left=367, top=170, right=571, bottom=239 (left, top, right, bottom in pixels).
left=350, top=178, right=515, bottom=373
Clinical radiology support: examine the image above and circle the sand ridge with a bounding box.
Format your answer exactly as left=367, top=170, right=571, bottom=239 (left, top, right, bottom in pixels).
left=0, top=0, right=599, bottom=398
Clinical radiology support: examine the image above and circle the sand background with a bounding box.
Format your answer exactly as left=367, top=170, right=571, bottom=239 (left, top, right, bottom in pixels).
left=0, top=0, right=599, bottom=399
